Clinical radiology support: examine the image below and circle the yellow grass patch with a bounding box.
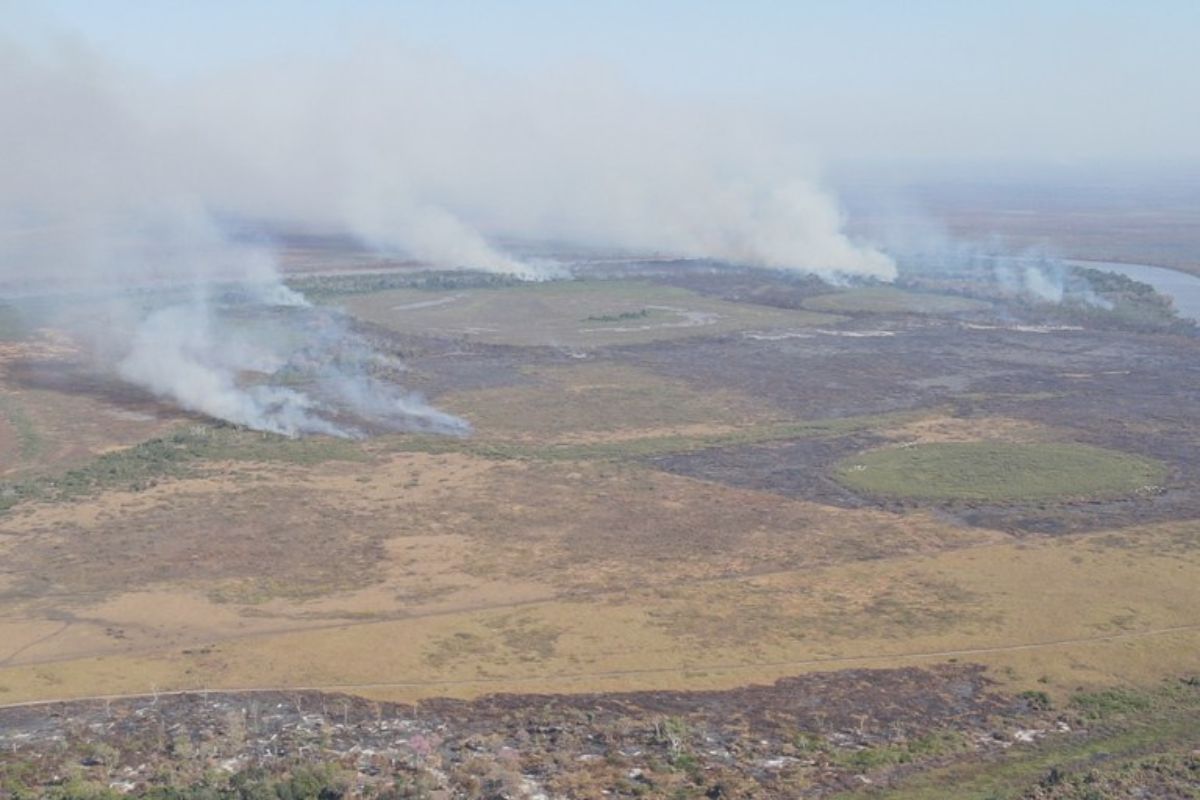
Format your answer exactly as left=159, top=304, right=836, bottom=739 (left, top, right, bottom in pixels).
left=0, top=521, right=1194, bottom=705
left=882, top=414, right=1052, bottom=445
left=440, top=362, right=783, bottom=442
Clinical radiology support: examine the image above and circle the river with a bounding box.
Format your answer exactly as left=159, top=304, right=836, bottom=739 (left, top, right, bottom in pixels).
left=1066, top=259, right=1200, bottom=322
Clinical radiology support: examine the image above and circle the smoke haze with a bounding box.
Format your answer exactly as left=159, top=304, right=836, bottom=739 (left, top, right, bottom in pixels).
left=0, top=34, right=897, bottom=435
left=1, top=36, right=894, bottom=282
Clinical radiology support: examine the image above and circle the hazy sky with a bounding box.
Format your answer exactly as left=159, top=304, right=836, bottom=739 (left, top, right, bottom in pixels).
left=2, top=2, right=1194, bottom=431
left=8, top=0, right=1199, bottom=162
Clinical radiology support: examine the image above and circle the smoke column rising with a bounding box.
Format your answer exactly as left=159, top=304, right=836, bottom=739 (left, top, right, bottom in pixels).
left=0, top=35, right=892, bottom=436
left=181, top=48, right=894, bottom=280
left=0, top=39, right=468, bottom=436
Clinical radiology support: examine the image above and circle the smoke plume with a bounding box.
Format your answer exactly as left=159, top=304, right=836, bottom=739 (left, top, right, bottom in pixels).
left=181, top=49, right=893, bottom=280
left=0, top=39, right=467, bottom=436
left=0, top=35, right=891, bottom=436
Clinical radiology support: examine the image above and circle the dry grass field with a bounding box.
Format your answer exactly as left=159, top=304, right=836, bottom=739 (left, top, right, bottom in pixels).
left=0, top=272, right=1197, bottom=797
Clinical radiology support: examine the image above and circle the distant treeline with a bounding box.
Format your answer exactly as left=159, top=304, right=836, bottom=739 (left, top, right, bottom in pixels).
left=1063, top=266, right=1194, bottom=334
left=287, top=270, right=527, bottom=300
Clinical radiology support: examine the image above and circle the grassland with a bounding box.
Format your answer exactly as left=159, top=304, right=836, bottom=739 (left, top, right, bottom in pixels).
left=392, top=409, right=926, bottom=463
left=0, top=337, right=192, bottom=484
left=0, top=424, right=365, bottom=511
left=0, top=264, right=1196, bottom=800
left=341, top=279, right=841, bottom=346
left=0, top=458, right=1196, bottom=705
left=435, top=362, right=783, bottom=439
left=0, top=342, right=1195, bottom=711
left=802, top=286, right=992, bottom=315
left=0, top=375, right=918, bottom=516
left=833, top=441, right=1166, bottom=502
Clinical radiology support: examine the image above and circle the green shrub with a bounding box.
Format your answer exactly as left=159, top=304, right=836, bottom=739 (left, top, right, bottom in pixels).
left=1019, top=690, right=1054, bottom=711
left=1070, top=688, right=1153, bottom=719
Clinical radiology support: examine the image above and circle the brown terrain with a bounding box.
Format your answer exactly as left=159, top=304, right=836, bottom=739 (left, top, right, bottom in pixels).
left=0, top=218, right=1197, bottom=797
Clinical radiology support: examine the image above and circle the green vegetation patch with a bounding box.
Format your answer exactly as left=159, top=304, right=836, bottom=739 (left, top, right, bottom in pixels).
left=0, top=425, right=365, bottom=513
left=1070, top=687, right=1155, bottom=720
left=803, top=286, right=991, bottom=315
left=1070, top=267, right=1191, bottom=332
left=830, top=730, right=972, bottom=772
left=288, top=268, right=525, bottom=302
left=583, top=308, right=652, bottom=323
left=853, top=679, right=1200, bottom=800
left=10, top=763, right=351, bottom=800
left=833, top=441, right=1165, bottom=503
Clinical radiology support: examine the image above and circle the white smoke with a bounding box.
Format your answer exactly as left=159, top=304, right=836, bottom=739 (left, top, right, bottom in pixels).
left=1, top=36, right=892, bottom=282
left=0, top=39, right=467, bottom=437
left=0, top=35, right=892, bottom=435
left=172, top=45, right=894, bottom=280
left=120, top=302, right=323, bottom=437
left=846, top=203, right=1078, bottom=303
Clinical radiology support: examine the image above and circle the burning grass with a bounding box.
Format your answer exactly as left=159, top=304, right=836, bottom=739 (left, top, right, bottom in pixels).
left=833, top=441, right=1166, bottom=503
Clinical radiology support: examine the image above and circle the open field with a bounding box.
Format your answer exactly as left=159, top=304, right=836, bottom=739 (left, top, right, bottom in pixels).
left=0, top=512, right=1196, bottom=702
left=0, top=265, right=1198, bottom=797
left=833, top=441, right=1166, bottom=503
left=435, top=362, right=786, bottom=440
left=341, top=279, right=841, bottom=347
left=802, top=286, right=992, bottom=315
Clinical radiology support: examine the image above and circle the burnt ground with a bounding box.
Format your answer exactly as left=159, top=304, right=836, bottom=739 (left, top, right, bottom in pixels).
left=649, top=433, right=888, bottom=510
left=354, top=322, right=592, bottom=398
left=19, top=276, right=1192, bottom=538
left=621, top=318, right=1200, bottom=535
left=7, top=271, right=1200, bottom=541
left=609, top=320, right=1171, bottom=422
left=0, top=665, right=1056, bottom=799
left=2, top=359, right=186, bottom=422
